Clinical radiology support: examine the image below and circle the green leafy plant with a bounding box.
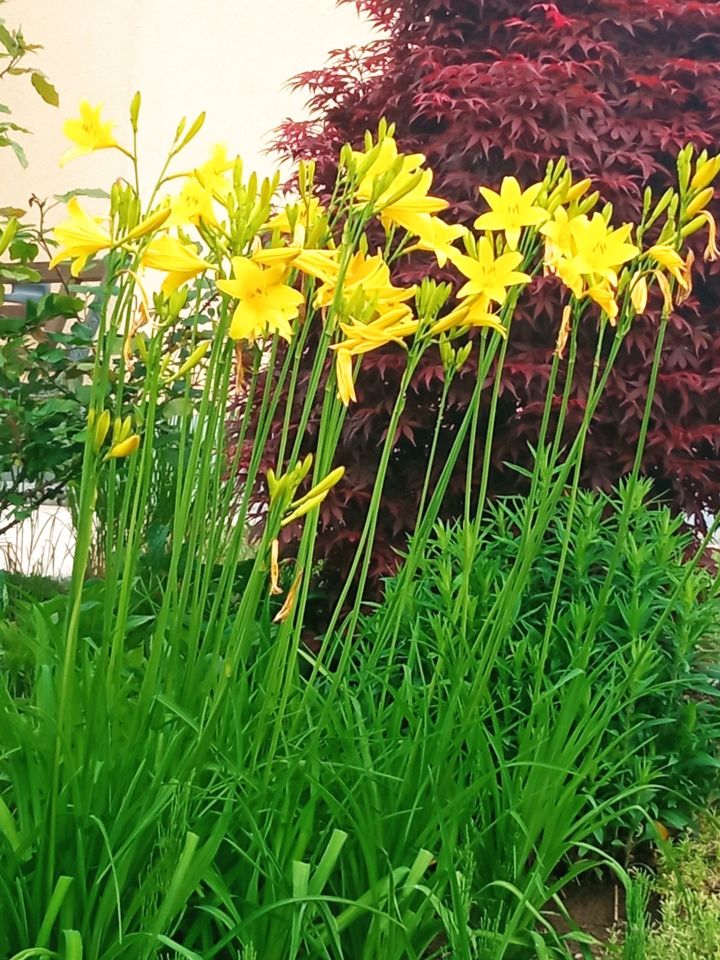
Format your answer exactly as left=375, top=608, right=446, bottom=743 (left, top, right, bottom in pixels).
left=366, top=481, right=720, bottom=848
left=0, top=0, right=58, bottom=167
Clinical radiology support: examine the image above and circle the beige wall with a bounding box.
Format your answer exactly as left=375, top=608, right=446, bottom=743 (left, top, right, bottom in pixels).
left=0, top=0, right=375, bottom=214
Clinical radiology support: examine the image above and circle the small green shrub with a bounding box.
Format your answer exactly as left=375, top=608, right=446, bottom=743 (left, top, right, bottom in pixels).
left=365, top=480, right=720, bottom=848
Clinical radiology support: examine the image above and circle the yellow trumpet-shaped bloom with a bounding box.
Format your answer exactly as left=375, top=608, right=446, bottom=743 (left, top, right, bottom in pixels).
left=451, top=237, right=530, bottom=306
left=540, top=206, right=578, bottom=269
left=60, top=100, right=119, bottom=166
left=49, top=198, right=112, bottom=276
left=334, top=305, right=419, bottom=356
left=385, top=210, right=467, bottom=267
left=252, top=244, right=340, bottom=285
left=217, top=257, right=304, bottom=342
left=431, top=296, right=505, bottom=337
left=378, top=168, right=450, bottom=221
left=329, top=307, right=418, bottom=405
left=168, top=179, right=218, bottom=227
left=315, top=250, right=415, bottom=310
left=141, top=234, right=213, bottom=294
left=583, top=283, right=619, bottom=324
left=568, top=213, right=639, bottom=285
left=194, top=143, right=234, bottom=198
left=352, top=136, right=425, bottom=202
left=474, top=177, right=549, bottom=250
left=646, top=245, right=690, bottom=292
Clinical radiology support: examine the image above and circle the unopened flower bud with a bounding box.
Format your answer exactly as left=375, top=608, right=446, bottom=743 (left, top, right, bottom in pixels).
left=104, top=434, right=140, bottom=461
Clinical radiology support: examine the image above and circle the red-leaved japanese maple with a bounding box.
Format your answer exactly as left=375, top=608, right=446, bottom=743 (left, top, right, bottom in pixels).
left=259, top=0, right=720, bottom=587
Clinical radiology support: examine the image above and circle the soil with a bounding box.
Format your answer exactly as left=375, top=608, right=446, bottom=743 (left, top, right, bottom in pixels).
left=552, top=877, right=625, bottom=957
left=547, top=871, right=661, bottom=958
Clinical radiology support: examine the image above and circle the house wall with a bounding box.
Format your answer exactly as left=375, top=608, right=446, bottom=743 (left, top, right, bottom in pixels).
left=0, top=0, right=375, bottom=215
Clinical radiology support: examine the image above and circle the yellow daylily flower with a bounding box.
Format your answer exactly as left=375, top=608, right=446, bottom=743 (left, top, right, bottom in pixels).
left=334, top=304, right=419, bottom=355
left=60, top=99, right=119, bottom=166
left=168, top=179, right=218, bottom=227
left=194, top=143, right=234, bottom=198
left=646, top=244, right=690, bottom=292
left=315, top=250, right=414, bottom=310
left=329, top=306, right=418, bottom=405
left=474, top=177, right=550, bottom=250
left=265, top=196, right=325, bottom=235
left=540, top=206, right=578, bottom=269
left=569, top=213, right=639, bottom=284
left=352, top=136, right=426, bottom=202
left=377, top=167, right=449, bottom=221
left=385, top=210, right=467, bottom=267
left=141, top=234, right=213, bottom=294
left=431, top=296, right=505, bottom=337
left=451, top=237, right=531, bottom=306
left=49, top=198, right=112, bottom=276
left=217, top=256, right=304, bottom=342
left=252, top=244, right=340, bottom=285
left=583, top=283, right=619, bottom=324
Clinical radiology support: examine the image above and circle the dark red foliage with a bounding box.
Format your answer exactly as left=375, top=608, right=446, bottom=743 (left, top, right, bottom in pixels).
left=267, top=0, right=720, bottom=588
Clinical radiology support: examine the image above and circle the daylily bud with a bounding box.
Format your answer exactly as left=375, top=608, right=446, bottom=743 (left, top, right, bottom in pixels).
left=629, top=275, right=648, bottom=315
left=164, top=340, right=210, bottom=382
left=677, top=144, right=693, bottom=194
left=566, top=178, right=592, bottom=203
left=280, top=492, right=327, bottom=526
left=298, top=159, right=316, bottom=197
left=685, top=187, right=715, bottom=219
left=267, top=468, right=281, bottom=501
left=104, top=434, right=140, bottom=460
left=129, top=91, right=141, bottom=134
left=110, top=180, right=124, bottom=219
left=645, top=188, right=675, bottom=231
left=92, top=409, right=111, bottom=452
left=282, top=465, right=345, bottom=526
left=124, top=207, right=171, bottom=242
left=439, top=338, right=454, bottom=372
left=690, top=155, right=720, bottom=192
left=680, top=214, right=707, bottom=238
left=135, top=333, right=149, bottom=364
left=112, top=415, right=134, bottom=445
left=455, top=342, right=473, bottom=370
left=576, top=191, right=600, bottom=216
left=0, top=218, right=18, bottom=256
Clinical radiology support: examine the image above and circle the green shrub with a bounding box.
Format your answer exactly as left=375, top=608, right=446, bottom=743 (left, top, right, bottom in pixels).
left=364, top=480, right=720, bottom=848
